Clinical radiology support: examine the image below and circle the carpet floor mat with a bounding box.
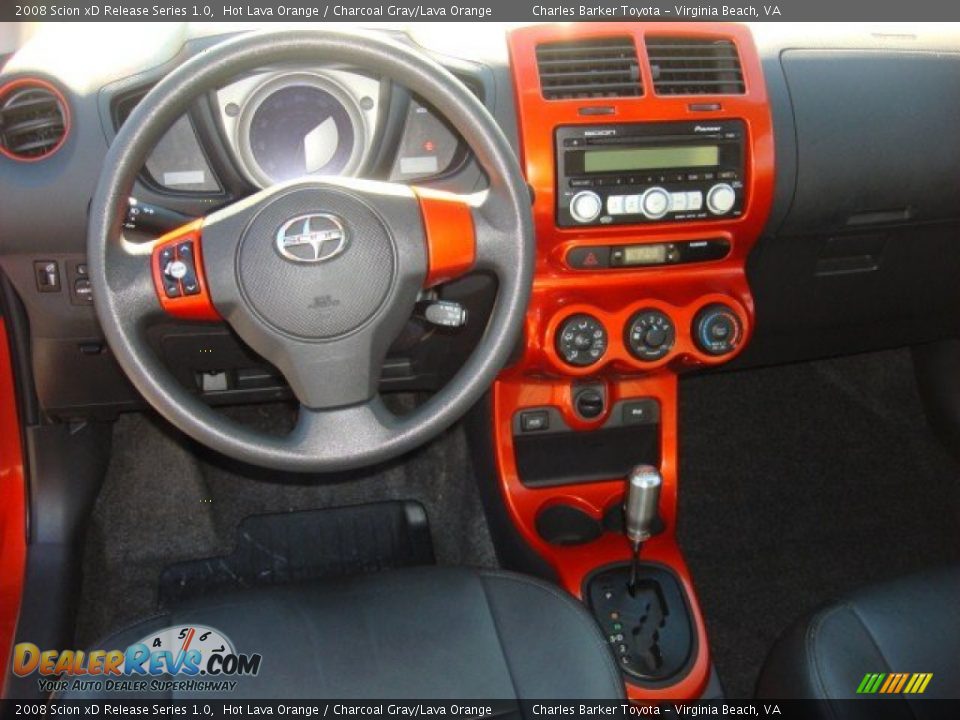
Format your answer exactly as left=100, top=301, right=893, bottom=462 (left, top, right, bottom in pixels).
left=76, top=401, right=497, bottom=647
left=158, top=501, right=435, bottom=608
left=677, top=349, right=960, bottom=698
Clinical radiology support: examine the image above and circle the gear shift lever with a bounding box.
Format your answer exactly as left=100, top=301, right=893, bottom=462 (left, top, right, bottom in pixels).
left=624, top=464, right=662, bottom=595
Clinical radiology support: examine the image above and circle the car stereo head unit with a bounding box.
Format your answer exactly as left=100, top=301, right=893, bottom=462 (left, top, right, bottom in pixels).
left=556, top=120, right=746, bottom=227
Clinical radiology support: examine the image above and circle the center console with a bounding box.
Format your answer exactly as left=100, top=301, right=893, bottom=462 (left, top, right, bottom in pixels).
left=500, top=23, right=775, bottom=699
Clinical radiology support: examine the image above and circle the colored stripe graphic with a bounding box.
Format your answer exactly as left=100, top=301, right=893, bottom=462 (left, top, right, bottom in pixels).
left=860, top=673, right=885, bottom=694
left=860, top=672, right=933, bottom=694
left=903, top=673, right=934, bottom=694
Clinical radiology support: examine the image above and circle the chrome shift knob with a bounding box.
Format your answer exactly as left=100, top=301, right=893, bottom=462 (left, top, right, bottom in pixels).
left=625, top=464, right=662, bottom=546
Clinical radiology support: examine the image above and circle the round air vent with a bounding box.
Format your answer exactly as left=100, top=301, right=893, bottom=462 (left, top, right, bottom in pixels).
left=0, top=78, right=70, bottom=161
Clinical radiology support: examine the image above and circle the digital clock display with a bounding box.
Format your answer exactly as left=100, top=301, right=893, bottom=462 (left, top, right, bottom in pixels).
left=623, top=244, right=669, bottom=265
left=583, top=145, right=720, bottom=173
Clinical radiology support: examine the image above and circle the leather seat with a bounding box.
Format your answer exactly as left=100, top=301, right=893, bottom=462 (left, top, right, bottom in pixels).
left=756, top=566, right=959, bottom=706
left=63, top=567, right=624, bottom=699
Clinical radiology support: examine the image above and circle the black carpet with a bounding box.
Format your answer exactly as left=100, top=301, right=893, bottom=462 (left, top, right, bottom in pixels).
left=76, top=399, right=497, bottom=647
left=677, top=349, right=960, bottom=698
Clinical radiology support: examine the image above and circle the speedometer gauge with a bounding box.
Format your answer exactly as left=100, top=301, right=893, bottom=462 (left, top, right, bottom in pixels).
left=237, top=74, right=366, bottom=186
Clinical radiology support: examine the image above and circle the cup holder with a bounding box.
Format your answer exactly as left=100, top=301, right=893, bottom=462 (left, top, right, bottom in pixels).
left=535, top=504, right=602, bottom=546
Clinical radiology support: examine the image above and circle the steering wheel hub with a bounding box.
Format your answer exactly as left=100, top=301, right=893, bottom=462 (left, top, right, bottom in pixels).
left=235, top=185, right=396, bottom=340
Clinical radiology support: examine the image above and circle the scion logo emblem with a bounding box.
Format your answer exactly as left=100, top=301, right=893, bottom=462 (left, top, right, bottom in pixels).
left=275, top=214, right=348, bottom=263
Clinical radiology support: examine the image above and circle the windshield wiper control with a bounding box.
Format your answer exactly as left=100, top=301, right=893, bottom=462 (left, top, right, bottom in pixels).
left=417, top=300, right=468, bottom=328
left=624, top=464, right=662, bottom=596
left=125, top=197, right=193, bottom=234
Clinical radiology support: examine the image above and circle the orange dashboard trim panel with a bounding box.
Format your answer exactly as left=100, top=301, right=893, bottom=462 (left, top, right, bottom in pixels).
left=414, top=187, right=476, bottom=287
left=508, top=22, right=774, bottom=278
left=0, top=318, right=27, bottom=698
left=497, top=22, right=776, bottom=699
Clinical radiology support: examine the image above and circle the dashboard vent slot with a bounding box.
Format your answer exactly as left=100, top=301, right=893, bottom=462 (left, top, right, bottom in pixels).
left=646, top=38, right=745, bottom=95
left=536, top=37, right=642, bottom=100
left=0, top=80, right=69, bottom=160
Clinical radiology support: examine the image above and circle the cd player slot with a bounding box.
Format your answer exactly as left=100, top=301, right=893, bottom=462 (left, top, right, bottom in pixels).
left=575, top=133, right=726, bottom=146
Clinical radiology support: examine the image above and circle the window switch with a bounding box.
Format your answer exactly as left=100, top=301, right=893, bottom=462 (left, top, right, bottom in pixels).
left=35, top=260, right=61, bottom=292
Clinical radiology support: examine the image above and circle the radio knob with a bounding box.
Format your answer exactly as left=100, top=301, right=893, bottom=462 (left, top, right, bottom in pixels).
left=706, top=183, right=737, bottom=215
left=640, top=187, right=671, bottom=220
left=569, top=191, right=603, bottom=224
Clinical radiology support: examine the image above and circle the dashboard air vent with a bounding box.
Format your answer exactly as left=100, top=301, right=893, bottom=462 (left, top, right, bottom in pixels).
left=646, top=38, right=745, bottom=95
left=536, top=37, right=642, bottom=100
left=0, top=79, right=69, bottom=160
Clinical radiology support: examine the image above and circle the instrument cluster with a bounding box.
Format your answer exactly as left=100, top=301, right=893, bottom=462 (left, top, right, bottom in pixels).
left=217, top=68, right=468, bottom=189
left=124, top=67, right=468, bottom=197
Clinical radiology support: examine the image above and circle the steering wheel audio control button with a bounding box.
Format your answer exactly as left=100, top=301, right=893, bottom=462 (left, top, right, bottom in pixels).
left=157, top=246, right=181, bottom=298
left=557, top=314, right=607, bottom=367
left=151, top=220, right=219, bottom=319
left=626, top=309, right=675, bottom=361
left=164, top=260, right=188, bottom=280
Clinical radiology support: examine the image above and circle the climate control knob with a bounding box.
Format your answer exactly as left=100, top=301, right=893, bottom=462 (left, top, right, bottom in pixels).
left=693, top=304, right=742, bottom=356
left=706, top=183, right=736, bottom=215
left=641, top=187, right=671, bottom=220
left=569, top=191, right=603, bottom=224
left=626, top=309, right=676, bottom=361
left=556, top=314, right=607, bottom=367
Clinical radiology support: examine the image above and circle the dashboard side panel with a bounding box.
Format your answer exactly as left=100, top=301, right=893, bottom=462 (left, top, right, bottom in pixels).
left=740, top=48, right=960, bottom=366
left=0, top=318, right=27, bottom=697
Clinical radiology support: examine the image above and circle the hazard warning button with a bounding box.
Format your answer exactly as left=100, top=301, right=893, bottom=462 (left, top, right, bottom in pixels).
left=566, top=246, right=611, bottom=269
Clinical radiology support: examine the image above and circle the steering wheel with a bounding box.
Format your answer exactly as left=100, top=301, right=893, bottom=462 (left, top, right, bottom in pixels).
left=88, top=29, right=533, bottom=472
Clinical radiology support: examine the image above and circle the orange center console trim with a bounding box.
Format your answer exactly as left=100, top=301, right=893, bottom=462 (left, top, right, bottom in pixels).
left=498, top=22, right=776, bottom=699
left=0, top=319, right=27, bottom=698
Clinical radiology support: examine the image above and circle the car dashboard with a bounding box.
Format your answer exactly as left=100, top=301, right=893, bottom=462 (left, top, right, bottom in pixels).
left=4, top=20, right=960, bottom=702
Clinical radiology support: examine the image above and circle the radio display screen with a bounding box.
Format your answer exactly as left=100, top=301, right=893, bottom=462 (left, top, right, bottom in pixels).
left=582, top=145, right=720, bottom=173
